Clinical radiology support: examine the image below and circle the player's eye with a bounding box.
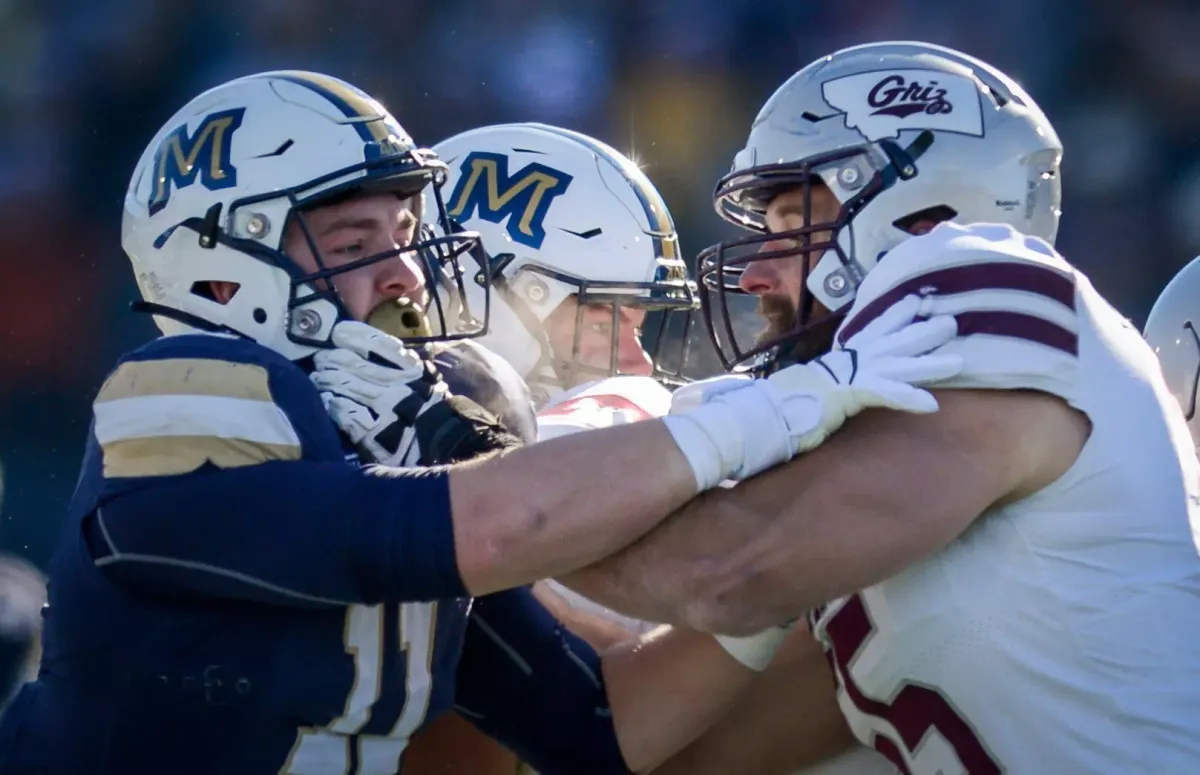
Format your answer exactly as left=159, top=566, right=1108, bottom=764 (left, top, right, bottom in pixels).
left=401, top=222, right=418, bottom=243
left=331, top=242, right=365, bottom=257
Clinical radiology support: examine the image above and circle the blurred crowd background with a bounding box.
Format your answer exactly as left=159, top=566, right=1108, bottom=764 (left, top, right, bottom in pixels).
left=2, top=0, right=1200, bottom=576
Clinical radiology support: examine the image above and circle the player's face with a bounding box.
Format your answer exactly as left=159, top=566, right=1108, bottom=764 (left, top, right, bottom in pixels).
left=545, top=296, right=653, bottom=383
left=284, top=193, right=427, bottom=323
left=738, top=183, right=841, bottom=338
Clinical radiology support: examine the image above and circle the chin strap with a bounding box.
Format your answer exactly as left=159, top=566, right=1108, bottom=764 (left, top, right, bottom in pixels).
left=129, top=300, right=251, bottom=340
left=489, top=270, right=567, bottom=387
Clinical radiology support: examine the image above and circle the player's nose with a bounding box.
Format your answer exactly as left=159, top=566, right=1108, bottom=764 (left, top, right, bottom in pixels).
left=376, top=250, right=426, bottom=302
left=738, top=245, right=787, bottom=296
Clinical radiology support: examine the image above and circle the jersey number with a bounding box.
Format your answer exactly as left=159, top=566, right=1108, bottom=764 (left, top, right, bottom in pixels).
left=282, top=602, right=437, bottom=775
left=824, top=594, right=1000, bottom=775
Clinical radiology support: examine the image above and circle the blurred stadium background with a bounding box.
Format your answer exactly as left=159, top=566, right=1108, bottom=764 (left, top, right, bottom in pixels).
left=2, top=0, right=1199, bottom=579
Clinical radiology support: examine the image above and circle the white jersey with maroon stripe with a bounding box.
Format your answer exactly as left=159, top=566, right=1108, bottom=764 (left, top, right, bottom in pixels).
left=810, top=222, right=1200, bottom=774
left=535, top=375, right=672, bottom=441
left=535, top=376, right=671, bottom=635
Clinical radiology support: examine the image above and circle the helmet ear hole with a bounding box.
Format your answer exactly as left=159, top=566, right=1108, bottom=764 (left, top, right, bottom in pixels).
left=191, top=281, right=240, bottom=305
left=892, top=205, right=958, bottom=235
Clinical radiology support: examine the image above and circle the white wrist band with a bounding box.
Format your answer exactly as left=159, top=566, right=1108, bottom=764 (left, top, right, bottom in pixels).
left=661, top=407, right=741, bottom=491
left=714, top=626, right=792, bottom=671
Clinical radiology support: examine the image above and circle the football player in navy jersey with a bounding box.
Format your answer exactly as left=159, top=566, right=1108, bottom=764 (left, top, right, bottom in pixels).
left=0, top=71, right=960, bottom=775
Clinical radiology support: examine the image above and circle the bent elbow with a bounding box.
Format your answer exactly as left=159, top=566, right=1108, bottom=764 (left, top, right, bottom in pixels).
left=675, top=562, right=792, bottom=636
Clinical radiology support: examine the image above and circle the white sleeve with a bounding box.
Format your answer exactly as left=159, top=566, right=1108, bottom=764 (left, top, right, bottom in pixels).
left=835, top=222, right=1080, bottom=404
left=536, top=376, right=671, bottom=441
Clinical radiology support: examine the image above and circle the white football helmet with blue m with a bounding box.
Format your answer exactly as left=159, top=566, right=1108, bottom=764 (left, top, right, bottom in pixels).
left=122, top=70, right=484, bottom=361
left=429, top=123, right=698, bottom=401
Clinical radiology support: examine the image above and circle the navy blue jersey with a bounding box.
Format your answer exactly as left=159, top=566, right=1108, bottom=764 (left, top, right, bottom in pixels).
left=0, top=334, right=627, bottom=775
left=434, top=340, right=537, bottom=445
left=455, top=588, right=629, bottom=775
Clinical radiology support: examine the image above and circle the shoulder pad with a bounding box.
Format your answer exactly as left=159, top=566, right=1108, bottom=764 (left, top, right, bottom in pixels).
left=93, top=334, right=337, bottom=478
left=434, top=340, right=537, bottom=444
left=836, top=222, right=1079, bottom=402
left=537, top=376, right=670, bottom=440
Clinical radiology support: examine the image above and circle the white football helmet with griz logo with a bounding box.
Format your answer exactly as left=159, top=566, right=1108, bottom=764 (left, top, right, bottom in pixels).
left=698, top=41, right=1064, bottom=369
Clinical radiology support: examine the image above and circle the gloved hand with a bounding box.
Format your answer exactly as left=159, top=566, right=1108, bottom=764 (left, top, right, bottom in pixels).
left=664, top=295, right=961, bottom=487
left=765, top=292, right=963, bottom=454
left=311, top=322, right=521, bottom=467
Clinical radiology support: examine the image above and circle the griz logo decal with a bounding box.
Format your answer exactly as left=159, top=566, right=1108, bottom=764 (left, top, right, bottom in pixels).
left=866, top=75, right=953, bottom=118
left=821, top=69, right=984, bottom=141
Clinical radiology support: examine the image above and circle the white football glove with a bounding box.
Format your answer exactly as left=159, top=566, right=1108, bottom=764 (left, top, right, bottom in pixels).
left=663, top=295, right=961, bottom=488
left=310, top=321, right=448, bottom=467
left=767, top=292, right=963, bottom=452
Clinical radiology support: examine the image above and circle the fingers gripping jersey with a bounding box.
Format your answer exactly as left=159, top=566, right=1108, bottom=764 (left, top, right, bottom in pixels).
left=434, top=340, right=538, bottom=445
left=836, top=221, right=1079, bottom=402
left=815, top=223, right=1200, bottom=774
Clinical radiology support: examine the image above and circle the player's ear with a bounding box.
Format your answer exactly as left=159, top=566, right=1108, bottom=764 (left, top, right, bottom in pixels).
left=206, top=281, right=240, bottom=304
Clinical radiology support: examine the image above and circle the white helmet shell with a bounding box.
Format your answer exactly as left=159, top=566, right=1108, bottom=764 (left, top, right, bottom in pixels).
left=699, top=41, right=1063, bottom=368
left=1144, top=255, right=1200, bottom=449
left=430, top=123, right=695, bottom=395
left=123, top=70, right=475, bottom=360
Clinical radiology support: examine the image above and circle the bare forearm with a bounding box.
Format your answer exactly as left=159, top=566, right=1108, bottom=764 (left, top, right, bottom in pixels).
left=565, top=393, right=1044, bottom=635
left=559, top=481, right=783, bottom=634
left=561, top=428, right=936, bottom=634
left=449, top=420, right=698, bottom=596
left=649, top=628, right=854, bottom=775
left=603, top=628, right=759, bottom=773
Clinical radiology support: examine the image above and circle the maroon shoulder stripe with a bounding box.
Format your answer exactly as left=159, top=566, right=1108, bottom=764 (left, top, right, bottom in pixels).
left=839, top=261, right=1077, bottom=345
left=952, top=310, right=1078, bottom=355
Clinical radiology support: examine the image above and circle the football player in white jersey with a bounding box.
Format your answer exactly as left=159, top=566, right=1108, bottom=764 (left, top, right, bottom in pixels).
left=556, top=41, right=1200, bottom=775
left=403, top=123, right=700, bottom=775
left=1144, top=255, right=1200, bottom=450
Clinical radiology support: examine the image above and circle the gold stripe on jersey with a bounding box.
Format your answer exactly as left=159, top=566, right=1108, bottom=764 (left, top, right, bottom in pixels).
left=100, top=435, right=301, bottom=479
left=96, top=358, right=274, bottom=403
left=93, top=358, right=301, bottom=478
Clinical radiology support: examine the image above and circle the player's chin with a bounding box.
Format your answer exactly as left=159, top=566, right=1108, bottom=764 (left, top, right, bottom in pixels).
left=619, top=356, right=654, bottom=377
left=755, top=317, right=794, bottom=347
left=755, top=297, right=798, bottom=342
